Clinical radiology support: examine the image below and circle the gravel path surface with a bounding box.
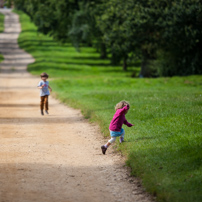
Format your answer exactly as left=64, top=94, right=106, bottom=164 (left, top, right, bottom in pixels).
left=0, top=9, right=153, bottom=202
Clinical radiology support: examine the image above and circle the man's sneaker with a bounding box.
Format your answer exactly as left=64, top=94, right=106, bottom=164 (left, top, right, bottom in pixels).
left=45, top=110, right=49, bottom=114
left=101, top=145, right=107, bottom=155
left=41, top=110, right=44, bottom=116
left=119, top=137, right=124, bottom=143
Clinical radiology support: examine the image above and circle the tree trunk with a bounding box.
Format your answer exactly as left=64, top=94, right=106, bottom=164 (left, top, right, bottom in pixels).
left=139, top=50, right=150, bottom=77
left=75, top=0, right=79, bottom=10
left=123, top=56, right=128, bottom=71
left=88, top=42, right=92, bottom=47
left=100, top=43, right=107, bottom=59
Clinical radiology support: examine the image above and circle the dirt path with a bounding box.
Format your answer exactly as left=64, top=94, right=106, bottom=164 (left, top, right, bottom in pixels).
left=0, top=10, right=153, bottom=202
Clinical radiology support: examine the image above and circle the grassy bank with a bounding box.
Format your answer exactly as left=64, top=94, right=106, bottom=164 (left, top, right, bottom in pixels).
left=0, top=53, right=3, bottom=61
left=0, top=13, right=4, bottom=33
left=15, top=10, right=202, bottom=202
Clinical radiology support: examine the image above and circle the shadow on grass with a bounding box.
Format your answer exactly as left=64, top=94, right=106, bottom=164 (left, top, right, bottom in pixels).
left=21, top=29, right=40, bottom=33
left=29, top=60, right=139, bottom=73
left=29, top=63, right=83, bottom=72
left=70, top=56, right=108, bottom=61
left=19, top=42, right=98, bottom=54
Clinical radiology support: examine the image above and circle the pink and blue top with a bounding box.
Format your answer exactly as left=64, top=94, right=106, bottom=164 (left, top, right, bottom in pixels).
left=109, top=105, right=133, bottom=132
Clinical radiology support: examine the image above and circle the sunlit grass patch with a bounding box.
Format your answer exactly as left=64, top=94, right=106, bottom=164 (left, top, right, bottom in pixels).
left=0, top=13, right=4, bottom=33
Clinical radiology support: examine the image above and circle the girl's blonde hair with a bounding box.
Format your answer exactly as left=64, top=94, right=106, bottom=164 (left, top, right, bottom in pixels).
left=115, top=100, right=130, bottom=111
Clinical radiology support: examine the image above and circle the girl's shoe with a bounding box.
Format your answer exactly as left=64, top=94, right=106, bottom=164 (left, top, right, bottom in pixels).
left=45, top=110, right=49, bottom=114
left=101, top=145, right=107, bottom=155
left=41, top=110, right=44, bottom=115
left=119, top=137, right=124, bottom=143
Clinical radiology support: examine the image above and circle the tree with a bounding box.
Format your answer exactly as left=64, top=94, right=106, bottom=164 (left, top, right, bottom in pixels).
left=14, top=0, right=79, bottom=41
left=155, top=0, right=202, bottom=76
left=14, top=0, right=202, bottom=76
left=68, top=1, right=108, bottom=58
left=97, top=0, right=159, bottom=73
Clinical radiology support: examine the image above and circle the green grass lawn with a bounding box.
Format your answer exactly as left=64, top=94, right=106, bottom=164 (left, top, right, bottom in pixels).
left=0, top=13, right=4, bottom=33
left=15, top=10, right=202, bottom=202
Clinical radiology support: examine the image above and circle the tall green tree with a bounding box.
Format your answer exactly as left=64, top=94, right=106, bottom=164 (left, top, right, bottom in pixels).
left=68, top=1, right=107, bottom=58
left=155, top=0, right=202, bottom=76
left=14, top=0, right=79, bottom=41
left=98, top=0, right=202, bottom=76
left=14, top=0, right=202, bottom=76
left=97, top=0, right=159, bottom=73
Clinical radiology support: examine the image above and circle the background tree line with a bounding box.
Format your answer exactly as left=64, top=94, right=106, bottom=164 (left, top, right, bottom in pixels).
left=13, top=0, right=202, bottom=77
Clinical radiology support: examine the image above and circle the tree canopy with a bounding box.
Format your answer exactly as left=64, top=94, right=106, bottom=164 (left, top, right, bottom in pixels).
left=13, top=0, right=202, bottom=77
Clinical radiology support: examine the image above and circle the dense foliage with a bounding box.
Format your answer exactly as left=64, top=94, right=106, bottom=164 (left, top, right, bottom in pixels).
left=13, top=0, right=202, bottom=76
